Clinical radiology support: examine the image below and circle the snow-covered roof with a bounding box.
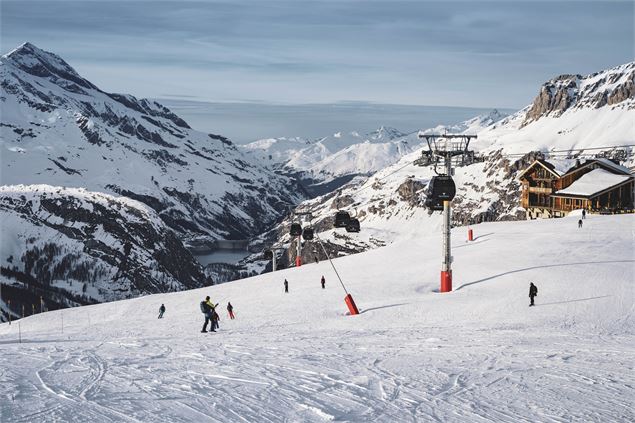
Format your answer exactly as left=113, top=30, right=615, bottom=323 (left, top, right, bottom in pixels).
left=517, top=159, right=560, bottom=180
left=563, top=158, right=631, bottom=177
left=594, top=158, right=632, bottom=175
left=553, top=168, right=632, bottom=197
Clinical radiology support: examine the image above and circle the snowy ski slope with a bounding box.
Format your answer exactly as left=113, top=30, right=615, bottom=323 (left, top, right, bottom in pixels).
left=1, top=213, right=633, bottom=422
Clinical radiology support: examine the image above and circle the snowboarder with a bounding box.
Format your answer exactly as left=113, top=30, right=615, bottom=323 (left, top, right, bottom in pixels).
left=529, top=282, right=538, bottom=306
left=578, top=219, right=583, bottom=228
left=582, top=209, right=586, bottom=219
left=284, top=279, right=289, bottom=293
left=158, top=304, right=165, bottom=319
left=200, top=296, right=216, bottom=333
left=227, top=302, right=235, bottom=319
left=321, top=275, right=325, bottom=289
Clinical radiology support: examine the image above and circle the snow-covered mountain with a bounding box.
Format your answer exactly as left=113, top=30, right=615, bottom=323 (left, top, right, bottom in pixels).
left=247, top=61, right=634, bottom=269
left=0, top=185, right=208, bottom=321
left=0, top=43, right=304, bottom=243
left=241, top=126, right=415, bottom=180
left=241, top=112, right=507, bottom=192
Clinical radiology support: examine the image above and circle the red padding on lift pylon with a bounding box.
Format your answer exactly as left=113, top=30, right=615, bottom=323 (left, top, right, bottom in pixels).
left=345, top=294, right=359, bottom=315
left=440, top=270, right=452, bottom=293
left=468, top=229, right=473, bottom=241
left=295, top=256, right=302, bottom=267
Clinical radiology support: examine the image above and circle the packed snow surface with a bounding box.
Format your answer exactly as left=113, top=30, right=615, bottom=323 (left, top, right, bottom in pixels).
left=554, top=168, right=632, bottom=197
left=0, top=214, right=633, bottom=422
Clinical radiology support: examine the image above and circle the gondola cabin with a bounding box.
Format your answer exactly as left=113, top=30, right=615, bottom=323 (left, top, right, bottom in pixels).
left=289, top=223, right=303, bottom=237
left=302, top=228, right=314, bottom=240
left=333, top=211, right=351, bottom=228
left=345, top=219, right=360, bottom=233
left=424, top=175, right=456, bottom=211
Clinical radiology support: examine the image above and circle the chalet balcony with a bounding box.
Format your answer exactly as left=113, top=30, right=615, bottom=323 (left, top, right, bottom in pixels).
left=528, top=187, right=552, bottom=194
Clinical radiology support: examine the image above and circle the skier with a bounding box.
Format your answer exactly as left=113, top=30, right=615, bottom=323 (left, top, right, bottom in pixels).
left=321, top=275, right=325, bottom=289
left=582, top=209, right=586, bottom=219
left=158, top=304, right=166, bottom=319
left=578, top=219, right=583, bottom=228
left=314, top=255, right=319, bottom=264
left=284, top=279, right=289, bottom=293
left=529, top=282, right=538, bottom=307
left=200, top=296, right=216, bottom=333
left=227, top=302, right=235, bottom=319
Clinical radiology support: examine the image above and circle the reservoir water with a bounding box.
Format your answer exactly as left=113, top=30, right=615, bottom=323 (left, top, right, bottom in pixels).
left=194, top=250, right=251, bottom=266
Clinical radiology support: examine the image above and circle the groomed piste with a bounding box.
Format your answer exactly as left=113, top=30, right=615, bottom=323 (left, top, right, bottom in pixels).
left=1, top=213, right=633, bottom=422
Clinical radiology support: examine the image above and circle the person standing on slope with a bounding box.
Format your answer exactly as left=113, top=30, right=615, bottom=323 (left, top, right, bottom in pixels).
left=284, top=279, right=289, bottom=293
left=578, top=219, right=583, bottom=228
left=529, top=282, right=538, bottom=307
left=321, top=275, right=326, bottom=289
left=227, top=302, right=235, bottom=319
left=200, top=296, right=217, bottom=333
left=158, top=304, right=166, bottom=319
left=582, top=209, right=586, bottom=219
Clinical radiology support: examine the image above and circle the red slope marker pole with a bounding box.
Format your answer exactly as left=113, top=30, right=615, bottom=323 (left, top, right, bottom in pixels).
left=295, top=235, right=302, bottom=267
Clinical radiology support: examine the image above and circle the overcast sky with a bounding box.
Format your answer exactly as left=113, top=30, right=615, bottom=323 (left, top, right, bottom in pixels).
left=1, top=0, right=633, bottom=109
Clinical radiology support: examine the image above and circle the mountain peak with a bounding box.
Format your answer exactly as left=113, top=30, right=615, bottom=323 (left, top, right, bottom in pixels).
left=523, top=61, right=635, bottom=125
left=2, top=42, right=95, bottom=90
left=367, top=126, right=405, bottom=140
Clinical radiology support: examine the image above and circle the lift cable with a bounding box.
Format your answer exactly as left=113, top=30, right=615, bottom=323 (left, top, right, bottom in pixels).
left=494, top=144, right=635, bottom=158
left=312, top=225, right=350, bottom=296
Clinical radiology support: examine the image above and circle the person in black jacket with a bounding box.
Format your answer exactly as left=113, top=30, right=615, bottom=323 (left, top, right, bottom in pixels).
left=158, top=304, right=166, bottom=319
left=284, top=279, right=289, bottom=293
left=200, top=296, right=216, bottom=333
left=227, top=302, right=235, bottom=319
left=320, top=275, right=326, bottom=289
left=529, top=282, right=538, bottom=306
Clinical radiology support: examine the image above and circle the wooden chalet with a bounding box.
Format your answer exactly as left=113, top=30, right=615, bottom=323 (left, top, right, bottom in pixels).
left=519, top=158, right=634, bottom=219
left=517, top=159, right=560, bottom=219
left=550, top=158, right=634, bottom=216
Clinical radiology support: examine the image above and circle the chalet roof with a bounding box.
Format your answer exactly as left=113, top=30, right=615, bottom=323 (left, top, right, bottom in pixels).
left=552, top=168, right=632, bottom=198
left=517, top=159, right=560, bottom=180
left=562, top=158, right=631, bottom=177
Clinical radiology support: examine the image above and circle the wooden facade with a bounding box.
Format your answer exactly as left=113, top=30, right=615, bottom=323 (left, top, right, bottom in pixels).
left=518, top=160, right=560, bottom=218
left=519, top=159, right=635, bottom=219
left=551, top=179, right=634, bottom=215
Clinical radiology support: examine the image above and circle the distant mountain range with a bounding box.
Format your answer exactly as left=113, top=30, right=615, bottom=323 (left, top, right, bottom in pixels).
left=1, top=42, right=304, bottom=244
left=240, top=110, right=508, bottom=193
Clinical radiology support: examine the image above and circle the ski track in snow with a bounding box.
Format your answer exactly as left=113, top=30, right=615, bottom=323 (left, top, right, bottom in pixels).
left=1, top=328, right=633, bottom=422
left=1, top=215, right=634, bottom=422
